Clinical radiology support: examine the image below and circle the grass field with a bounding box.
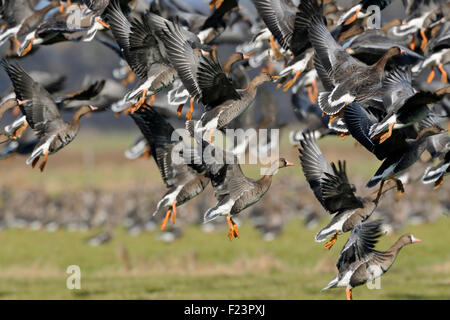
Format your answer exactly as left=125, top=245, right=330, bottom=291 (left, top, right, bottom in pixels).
left=0, top=219, right=449, bottom=299
left=0, top=129, right=449, bottom=299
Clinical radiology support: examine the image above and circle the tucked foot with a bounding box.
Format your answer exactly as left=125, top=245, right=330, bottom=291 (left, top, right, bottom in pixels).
left=433, top=175, right=444, bottom=189
left=378, top=122, right=395, bottom=144
left=226, top=216, right=239, bottom=241
left=282, top=71, right=302, bottom=92
left=12, top=122, right=28, bottom=140
left=427, top=67, right=436, bottom=84
left=324, top=232, right=338, bottom=250
left=419, top=29, right=428, bottom=52
left=438, top=64, right=448, bottom=84
left=39, top=151, right=49, bottom=172
left=31, top=156, right=40, bottom=169
left=177, top=104, right=184, bottom=116
left=344, top=8, right=360, bottom=26
left=186, top=98, right=194, bottom=120
left=96, top=17, right=110, bottom=29
left=170, top=201, right=177, bottom=224
left=19, top=38, right=34, bottom=57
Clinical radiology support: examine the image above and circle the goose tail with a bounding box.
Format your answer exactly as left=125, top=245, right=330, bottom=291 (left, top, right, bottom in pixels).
left=321, top=276, right=338, bottom=292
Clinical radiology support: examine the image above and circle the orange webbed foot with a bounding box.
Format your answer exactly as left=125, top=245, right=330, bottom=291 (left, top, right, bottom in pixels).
left=378, top=122, right=395, bottom=144
left=324, top=232, right=338, bottom=250
left=160, top=208, right=172, bottom=231
left=226, top=216, right=239, bottom=241
left=346, top=288, right=353, bottom=300
left=170, top=201, right=177, bottom=224
left=433, top=175, right=444, bottom=189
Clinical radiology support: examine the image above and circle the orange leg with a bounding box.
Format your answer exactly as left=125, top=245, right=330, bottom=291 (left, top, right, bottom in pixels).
left=226, top=216, right=239, bottom=241
left=39, top=151, right=49, bottom=172
left=433, top=175, right=444, bottom=189
left=409, top=33, right=416, bottom=51
left=96, top=17, right=110, bottom=29
left=427, top=67, right=436, bottom=84
left=12, top=36, right=21, bottom=49
left=145, top=95, right=156, bottom=108
left=283, top=70, right=302, bottom=92
left=328, top=108, right=345, bottom=125
left=121, top=67, right=136, bottom=86
left=306, top=85, right=318, bottom=104
left=130, top=89, right=148, bottom=114
left=209, top=0, right=224, bottom=10
left=19, top=37, right=34, bottom=57
left=140, top=147, right=151, bottom=159
left=437, top=64, right=448, bottom=84
left=186, top=98, right=194, bottom=120
left=419, top=29, right=428, bottom=52
left=31, top=156, right=40, bottom=169
left=12, top=106, right=20, bottom=116
left=160, top=207, right=172, bottom=231
left=346, top=288, right=353, bottom=300
left=269, top=36, right=285, bottom=61
left=177, top=104, right=184, bottom=116
left=378, top=122, right=395, bottom=144
left=12, top=122, right=28, bottom=139
left=170, top=201, right=177, bottom=224
left=324, top=231, right=339, bottom=250
left=344, top=8, right=360, bottom=26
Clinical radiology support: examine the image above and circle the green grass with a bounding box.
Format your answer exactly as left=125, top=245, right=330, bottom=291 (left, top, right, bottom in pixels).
left=0, top=218, right=448, bottom=299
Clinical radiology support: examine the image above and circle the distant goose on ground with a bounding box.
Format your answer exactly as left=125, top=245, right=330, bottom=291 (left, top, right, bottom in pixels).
left=322, top=220, right=421, bottom=300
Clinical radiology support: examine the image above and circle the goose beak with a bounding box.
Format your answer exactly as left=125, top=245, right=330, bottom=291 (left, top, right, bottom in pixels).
left=243, top=52, right=255, bottom=60
left=285, top=161, right=294, bottom=167
left=411, top=235, right=422, bottom=243
left=400, top=49, right=407, bottom=54
left=89, top=105, right=99, bottom=111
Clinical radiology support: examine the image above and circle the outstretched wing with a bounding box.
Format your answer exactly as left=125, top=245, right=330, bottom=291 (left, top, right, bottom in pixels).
left=298, top=132, right=363, bottom=213
left=337, top=220, right=383, bottom=275
left=197, top=54, right=240, bottom=110
left=1, top=59, right=64, bottom=138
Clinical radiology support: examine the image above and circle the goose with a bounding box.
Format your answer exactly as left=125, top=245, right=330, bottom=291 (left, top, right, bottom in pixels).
left=129, top=106, right=210, bottom=231
left=369, top=69, right=450, bottom=143
left=322, top=220, right=421, bottom=300
left=0, top=0, right=60, bottom=50
left=166, top=52, right=251, bottom=113
left=298, top=132, right=395, bottom=249
left=420, top=113, right=450, bottom=188
left=197, top=136, right=293, bottom=240
left=106, top=1, right=178, bottom=113
left=1, top=59, right=98, bottom=172
left=155, top=17, right=274, bottom=138
left=411, top=22, right=450, bottom=84
left=366, top=124, right=445, bottom=196
left=296, top=0, right=406, bottom=121
left=337, top=0, right=394, bottom=26
left=251, top=0, right=313, bottom=86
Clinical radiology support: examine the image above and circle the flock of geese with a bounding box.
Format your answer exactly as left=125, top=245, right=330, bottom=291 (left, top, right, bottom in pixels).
left=0, top=0, right=449, bottom=300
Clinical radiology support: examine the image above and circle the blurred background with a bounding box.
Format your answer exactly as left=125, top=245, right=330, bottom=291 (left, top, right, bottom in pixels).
left=0, top=0, right=448, bottom=299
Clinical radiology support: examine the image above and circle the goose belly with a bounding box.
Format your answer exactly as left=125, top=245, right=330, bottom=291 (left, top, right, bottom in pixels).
left=51, top=131, right=78, bottom=153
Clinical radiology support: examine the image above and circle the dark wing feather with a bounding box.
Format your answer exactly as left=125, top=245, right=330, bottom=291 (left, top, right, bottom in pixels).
left=321, top=161, right=364, bottom=212
left=337, top=220, right=383, bottom=275
left=251, top=0, right=295, bottom=52
left=1, top=59, right=64, bottom=138
left=197, top=54, right=240, bottom=110
left=298, top=131, right=334, bottom=209
left=130, top=107, right=201, bottom=188
left=156, top=17, right=202, bottom=102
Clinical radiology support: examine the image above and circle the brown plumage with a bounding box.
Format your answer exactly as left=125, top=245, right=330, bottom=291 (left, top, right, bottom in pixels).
left=1, top=59, right=96, bottom=171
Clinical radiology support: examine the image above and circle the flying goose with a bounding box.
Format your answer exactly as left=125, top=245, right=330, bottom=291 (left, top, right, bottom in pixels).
left=1, top=59, right=97, bottom=171
left=322, top=220, right=421, bottom=300
left=298, top=132, right=395, bottom=249
left=129, top=106, right=210, bottom=230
